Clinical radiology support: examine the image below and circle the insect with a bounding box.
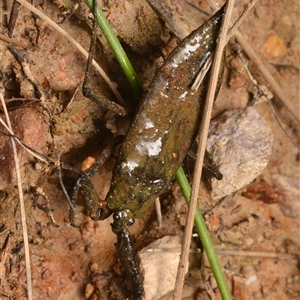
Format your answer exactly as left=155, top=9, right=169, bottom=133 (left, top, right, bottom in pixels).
left=71, top=2, right=225, bottom=298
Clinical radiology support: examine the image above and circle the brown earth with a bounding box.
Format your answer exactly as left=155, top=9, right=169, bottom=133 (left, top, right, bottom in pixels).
left=0, top=0, right=299, bottom=299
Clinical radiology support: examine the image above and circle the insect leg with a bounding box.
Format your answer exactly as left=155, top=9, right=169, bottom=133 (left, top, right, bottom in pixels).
left=188, top=149, right=223, bottom=180
left=82, top=0, right=127, bottom=116
left=203, top=150, right=223, bottom=180
left=111, top=213, right=143, bottom=299
left=70, top=143, right=115, bottom=226
left=69, top=173, right=89, bottom=227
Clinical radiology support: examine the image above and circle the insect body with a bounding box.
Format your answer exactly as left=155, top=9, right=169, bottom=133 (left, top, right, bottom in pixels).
left=78, top=5, right=225, bottom=299
left=106, top=10, right=225, bottom=220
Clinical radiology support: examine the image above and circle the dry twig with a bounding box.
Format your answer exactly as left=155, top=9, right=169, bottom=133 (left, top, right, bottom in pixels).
left=0, top=33, right=26, bottom=48
left=0, top=77, right=33, bottom=300
left=173, top=1, right=235, bottom=299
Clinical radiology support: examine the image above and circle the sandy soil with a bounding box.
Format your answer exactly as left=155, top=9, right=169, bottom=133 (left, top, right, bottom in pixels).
left=0, top=0, right=299, bottom=299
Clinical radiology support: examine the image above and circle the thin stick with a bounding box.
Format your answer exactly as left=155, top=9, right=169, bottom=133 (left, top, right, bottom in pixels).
left=0, top=33, right=26, bottom=48
left=155, top=197, right=162, bottom=228
left=0, top=119, right=83, bottom=176
left=15, top=0, right=125, bottom=106
left=147, top=247, right=300, bottom=260
left=0, top=116, right=84, bottom=174
left=172, top=1, right=235, bottom=299
left=7, top=0, right=21, bottom=36
left=35, top=187, right=59, bottom=227
left=8, top=45, right=49, bottom=102
left=0, top=82, right=32, bottom=300
left=214, top=249, right=300, bottom=260
left=0, top=118, right=50, bottom=163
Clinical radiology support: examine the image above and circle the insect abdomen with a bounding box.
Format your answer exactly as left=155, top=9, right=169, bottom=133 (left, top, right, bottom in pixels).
left=107, top=7, right=225, bottom=217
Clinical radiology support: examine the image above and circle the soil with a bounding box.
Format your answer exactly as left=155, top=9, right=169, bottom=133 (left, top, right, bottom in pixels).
left=0, top=0, right=299, bottom=300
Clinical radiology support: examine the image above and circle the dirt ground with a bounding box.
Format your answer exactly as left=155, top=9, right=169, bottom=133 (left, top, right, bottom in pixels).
left=0, top=0, right=299, bottom=299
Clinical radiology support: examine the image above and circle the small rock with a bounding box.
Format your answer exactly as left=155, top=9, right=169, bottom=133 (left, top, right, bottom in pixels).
left=261, top=34, right=286, bottom=59
left=0, top=107, right=49, bottom=190
left=41, top=269, right=52, bottom=280
left=85, top=283, right=95, bottom=299
left=138, top=235, right=183, bottom=300
left=207, top=107, right=273, bottom=200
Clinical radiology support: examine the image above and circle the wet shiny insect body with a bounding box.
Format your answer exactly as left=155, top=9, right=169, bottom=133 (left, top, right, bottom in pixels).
left=73, top=5, right=225, bottom=299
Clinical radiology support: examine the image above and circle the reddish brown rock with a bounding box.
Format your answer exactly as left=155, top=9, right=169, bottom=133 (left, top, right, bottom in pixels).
left=0, top=107, right=49, bottom=190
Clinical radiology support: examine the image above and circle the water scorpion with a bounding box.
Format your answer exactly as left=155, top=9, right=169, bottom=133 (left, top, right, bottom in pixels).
left=71, top=4, right=226, bottom=299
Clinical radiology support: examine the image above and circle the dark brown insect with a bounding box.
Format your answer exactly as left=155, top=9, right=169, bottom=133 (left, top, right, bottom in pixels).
left=72, top=2, right=225, bottom=298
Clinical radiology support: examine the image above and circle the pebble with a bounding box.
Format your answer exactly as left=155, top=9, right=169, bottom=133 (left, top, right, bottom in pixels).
left=138, top=235, right=183, bottom=300
left=0, top=107, right=48, bottom=190
left=261, top=34, right=286, bottom=59
left=207, top=107, right=274, bottom=200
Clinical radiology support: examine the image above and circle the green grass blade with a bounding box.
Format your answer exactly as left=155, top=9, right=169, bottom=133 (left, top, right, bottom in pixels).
left=175, top=167, right=232, bottom=300
left=85, top=0, right=143, bottom=100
